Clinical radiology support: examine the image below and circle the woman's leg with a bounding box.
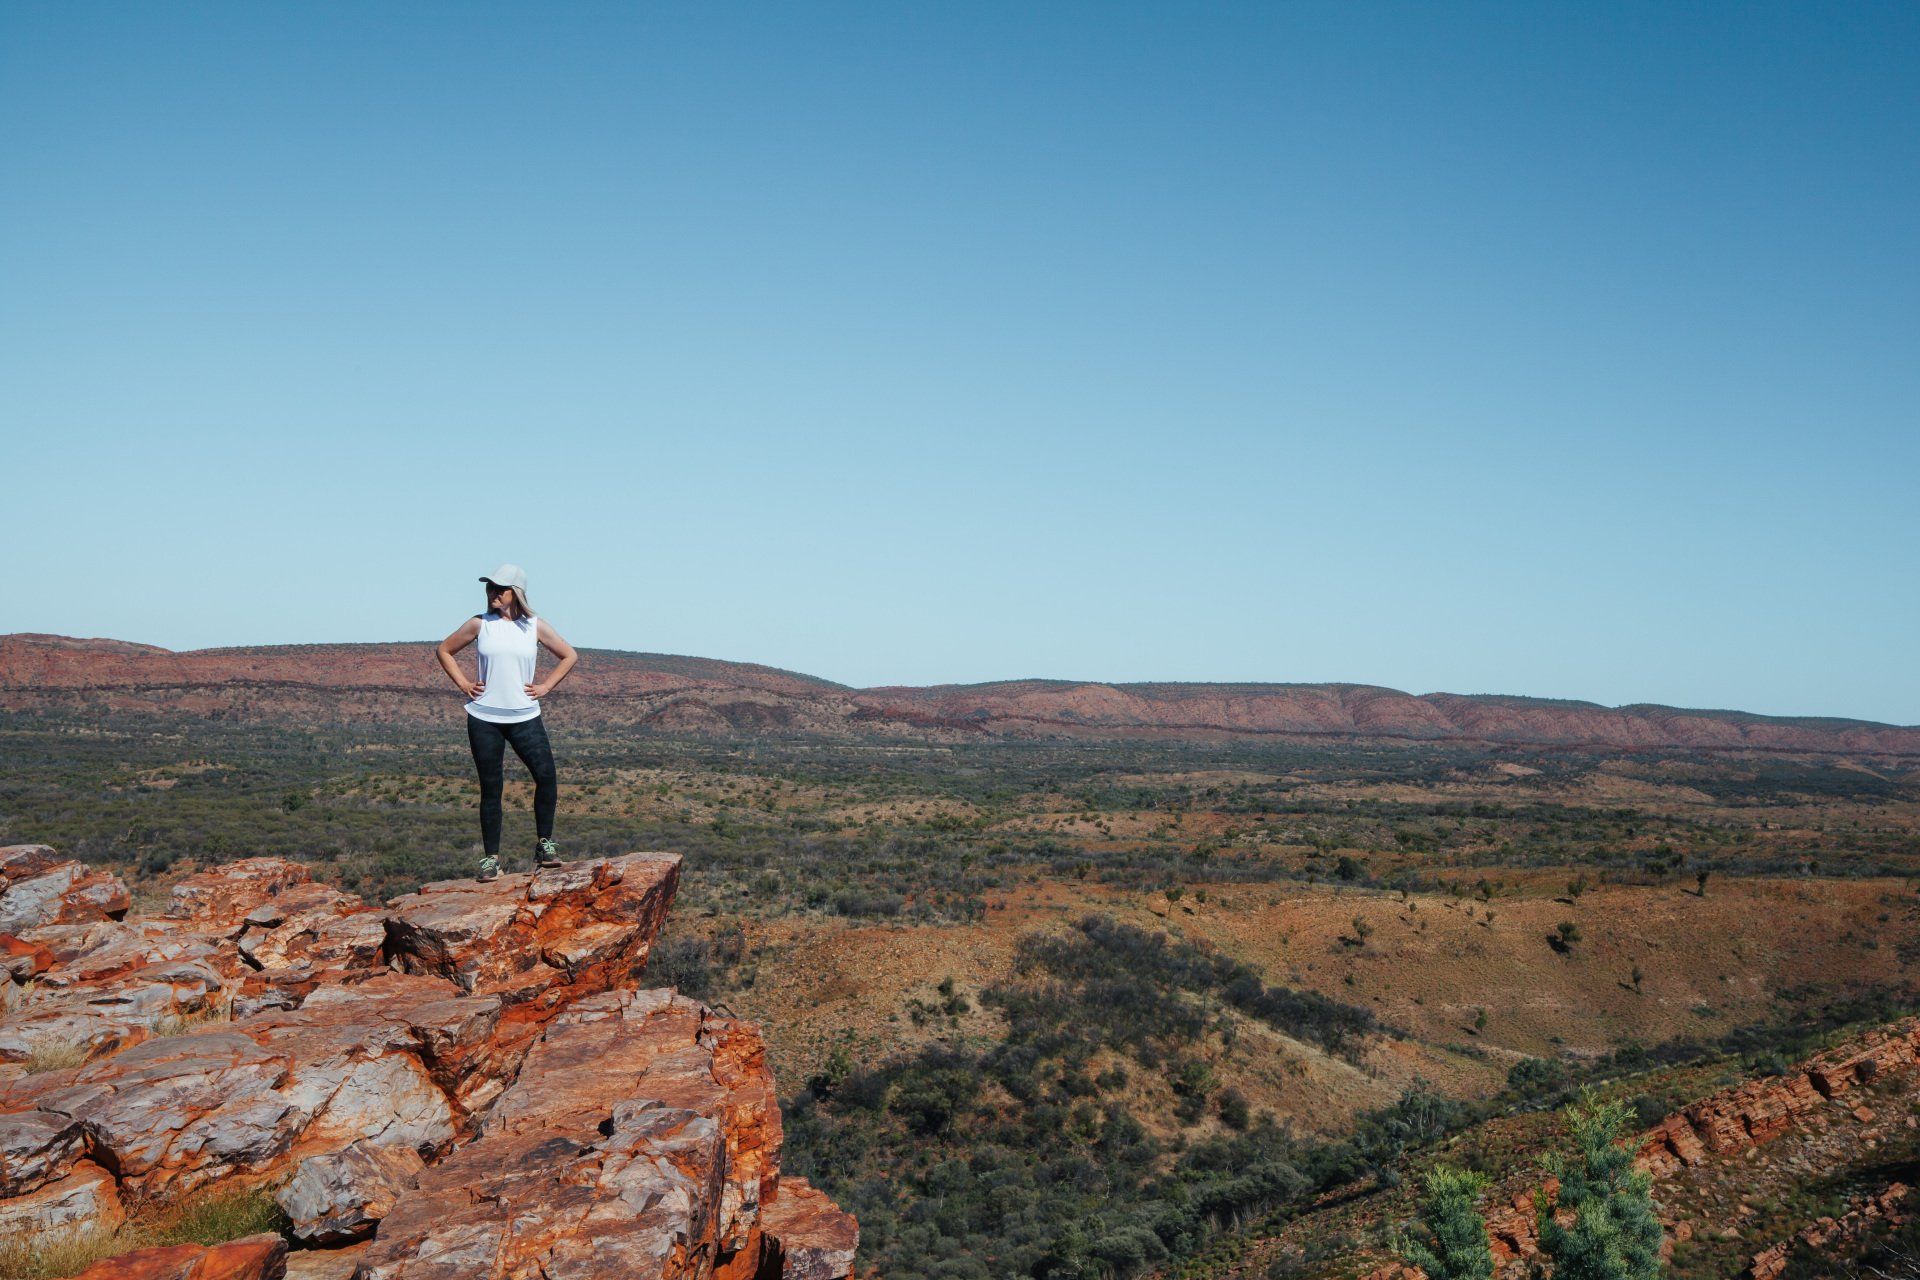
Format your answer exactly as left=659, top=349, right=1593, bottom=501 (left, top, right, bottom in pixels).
left=466, top=714, right=508, bottom=866
left=503, top=715, right=558, bottom=842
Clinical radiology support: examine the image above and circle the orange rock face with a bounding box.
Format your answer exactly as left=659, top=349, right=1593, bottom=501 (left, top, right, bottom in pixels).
left=1635, top=1017, right=1920, bottom=1179
left=0, top=845, right=130, bottom=934
left=0, top=847, right=855, bottom=1279
left=359, top=989, right=787, bottom=1278
left=68, top=1232, right=287, bottom=1280
left=760, top=1178, right=861, bottom=1280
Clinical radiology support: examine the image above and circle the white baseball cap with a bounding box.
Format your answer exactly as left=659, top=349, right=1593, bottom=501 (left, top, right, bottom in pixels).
left=479, top=563, right=531, bottom=615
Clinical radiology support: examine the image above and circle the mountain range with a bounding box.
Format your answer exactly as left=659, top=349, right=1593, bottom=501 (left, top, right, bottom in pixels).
left=3, top=632, right=1915, bottom=755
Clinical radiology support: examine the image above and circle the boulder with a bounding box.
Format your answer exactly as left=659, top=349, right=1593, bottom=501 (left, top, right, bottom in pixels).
left=0, top=971, right=486, bottom=1199
left=25, top=922, right=228, bottom=984
left=277, top=1139, right=425, bottom=1244
left=0, top=934, right=54, bottom=981
left=0, top=1107, right=88, bottom=1196
left=0, top=1158, right=124, bottom=1238
left=356, top=988, right=782, bottom=1279
left=760, top=1177, right=860, bottom=1280
left=383, top=854, right=679, bottom=1001
left=4, top=1029, right=305, bottom=1199
left=167, top=858, right=316, bottom=929
left=69, top=1232, right=287, bottom=1280
left=0, top=846, right=129, bottom=933
left=0, top=921, right=236, bottom=1070
left=236, top=885, right=383, bottom=973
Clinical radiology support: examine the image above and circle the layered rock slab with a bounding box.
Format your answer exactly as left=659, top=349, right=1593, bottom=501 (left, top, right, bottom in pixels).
left=0, top=972, right=503, bottom=1204
left=383, top=855, right=679, bottom=999
left=0, top=846, right=130, bottom=934
left=356, top=987, right=853, bottom=1280
left=69, top=1232, right=288, bottom=1280
left=277, top=1140, right=425, bottom=1244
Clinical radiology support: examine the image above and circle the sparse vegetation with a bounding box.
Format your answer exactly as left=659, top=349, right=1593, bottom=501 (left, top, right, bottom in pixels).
left=149, top=996, right=233, bottom=1038
left=0, top=1186, right=288, bottom=1279
left=3, top=708, right=1918, bottom=1279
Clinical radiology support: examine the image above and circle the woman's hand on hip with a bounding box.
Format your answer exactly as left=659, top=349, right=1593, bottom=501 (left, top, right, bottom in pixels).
left=526, top=681, right=551, bottom=700
left=461, top=679, right=485, bottom=699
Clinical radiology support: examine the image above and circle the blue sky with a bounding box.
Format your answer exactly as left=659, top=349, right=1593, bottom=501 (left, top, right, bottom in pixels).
left=4, top=3, right=1916, bottom=721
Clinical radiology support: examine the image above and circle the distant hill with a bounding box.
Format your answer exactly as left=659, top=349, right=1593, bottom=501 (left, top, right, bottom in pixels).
left=4, top=632, right=1916, bottom=755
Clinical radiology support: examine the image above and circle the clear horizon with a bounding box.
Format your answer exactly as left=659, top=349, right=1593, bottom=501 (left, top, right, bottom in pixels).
left=6, top=4, right=1917, bottom=723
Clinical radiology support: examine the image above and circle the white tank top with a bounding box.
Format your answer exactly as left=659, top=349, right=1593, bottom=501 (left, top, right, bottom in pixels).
left=465, top=612, right=543, bottom=724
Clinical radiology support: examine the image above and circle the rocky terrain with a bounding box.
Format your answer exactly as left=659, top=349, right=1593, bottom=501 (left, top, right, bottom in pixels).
left=1228, top=1013, right=1920, bottom=1280
left=0, top=841, right=857, bottom=1279
left=6, top=632, right=1916, bottom=754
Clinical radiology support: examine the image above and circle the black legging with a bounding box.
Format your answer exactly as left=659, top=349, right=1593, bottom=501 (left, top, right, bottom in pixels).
left=466, top=713, right=557, bottom=856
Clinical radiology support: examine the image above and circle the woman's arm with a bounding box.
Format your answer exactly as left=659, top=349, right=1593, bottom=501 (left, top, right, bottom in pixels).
left=529, top=619, right=578, bottom=699
left=436, top=618, right=484, bottom=698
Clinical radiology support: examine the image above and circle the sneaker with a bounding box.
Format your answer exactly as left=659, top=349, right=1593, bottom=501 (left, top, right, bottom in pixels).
left=476, top=853, right=502, bottom=883
left=535, top=838, right=563, bottom=868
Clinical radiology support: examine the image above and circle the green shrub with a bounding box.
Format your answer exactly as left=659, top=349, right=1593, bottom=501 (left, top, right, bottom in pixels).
left=1399, top=1165, right=1493, bottom=1280
left=1537, top=1090, right=1665, bottom=1280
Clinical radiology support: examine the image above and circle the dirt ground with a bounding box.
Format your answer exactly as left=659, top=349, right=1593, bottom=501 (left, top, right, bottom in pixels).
left=699, top=872, right=1920, bottom=1137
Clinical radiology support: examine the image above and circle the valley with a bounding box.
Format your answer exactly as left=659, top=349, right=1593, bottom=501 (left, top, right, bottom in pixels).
left=2, top=634, right=1918, bottom=1277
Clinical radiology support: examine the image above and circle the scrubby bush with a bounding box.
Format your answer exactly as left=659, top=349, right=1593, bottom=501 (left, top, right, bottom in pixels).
left=1399, top=1165, right=1493, bottom=1280
left=1537, top=1091, right=1665, bottom=1280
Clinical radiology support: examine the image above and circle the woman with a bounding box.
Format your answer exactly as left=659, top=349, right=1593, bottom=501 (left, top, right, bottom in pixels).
left=436, top=564, right=579, bottom=881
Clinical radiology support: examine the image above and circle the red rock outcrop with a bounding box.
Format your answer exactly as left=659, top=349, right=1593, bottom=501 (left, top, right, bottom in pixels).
left=1637, top=1016, right=1920, bottom=1177
left=168, top=858, right=319, bottom=930
left=0, top=846, right=855, bottom=1279
left=0, top=845, right=130, bottom=934
left=69, top=1232, right=287, bottom=1280
left=357, top=988, right=792, bottom=1278
left=1482, top=1177, right=1557, bottom=1270
left=276, top=1141, right=424, bottom=1245
left=760, top=1180, right=861, bottom=1280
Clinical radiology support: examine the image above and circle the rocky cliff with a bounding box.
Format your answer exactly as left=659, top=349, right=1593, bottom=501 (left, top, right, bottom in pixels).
left=0, top=843, right=856, bottom=1280
left=5, top=632, right=1917, bottom=755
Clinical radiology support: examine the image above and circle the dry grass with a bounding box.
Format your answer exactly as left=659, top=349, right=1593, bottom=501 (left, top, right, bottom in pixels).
left=0, top=1186, right=289, bottom=1279
left=22, top=1039, right=91, bottom=1074
left=0, top=1224, right=133, bottom=1279
left=149, top=995, right=233, bottom=1039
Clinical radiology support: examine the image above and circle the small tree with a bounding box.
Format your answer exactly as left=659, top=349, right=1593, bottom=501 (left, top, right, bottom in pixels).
left=1400, top=1165, right=1494, bottom=1280
left=1694, top=870, right=1710, bottom=897
left=1538, top=1090, right=1665, bottom=1280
